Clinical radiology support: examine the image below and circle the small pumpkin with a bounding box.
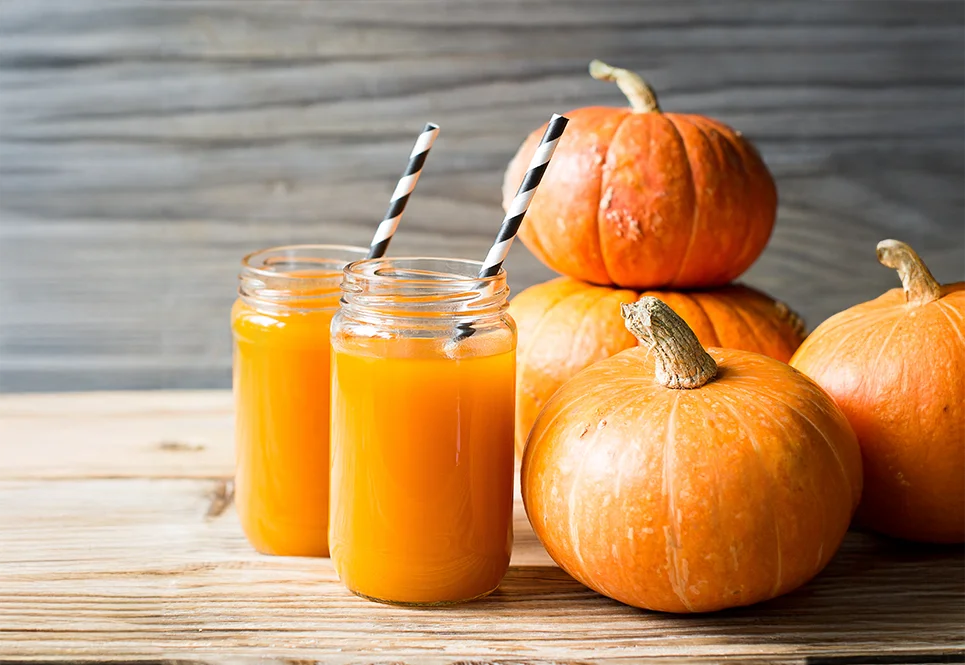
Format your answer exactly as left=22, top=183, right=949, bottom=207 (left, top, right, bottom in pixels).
left=511, top=277, right=807, bottom=456
left=521, top=297, right=862, bottom=613
left=503, top=60, right=777, bottom=290
left=791, top=240, right=964, bottom=543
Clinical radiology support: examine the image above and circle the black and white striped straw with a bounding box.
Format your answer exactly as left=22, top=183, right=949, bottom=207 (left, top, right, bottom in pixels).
left=477, top=113, right=569, bottom=278
left=367, top=122, right=440, bottom=259
left=449, top=113, right=568, bottom=346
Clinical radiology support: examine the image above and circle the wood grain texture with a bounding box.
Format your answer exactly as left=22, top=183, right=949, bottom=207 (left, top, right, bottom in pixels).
left=1, top=0, right=964, bottom=391
left=0, top=390, right=233, bottom=479
left=0, top=391, right=963, bottom=663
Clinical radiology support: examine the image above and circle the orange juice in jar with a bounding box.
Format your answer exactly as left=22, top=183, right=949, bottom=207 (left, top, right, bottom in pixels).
left=232, top=245, right=368, bottom=556
left=330, top=258, right=516, bottom=604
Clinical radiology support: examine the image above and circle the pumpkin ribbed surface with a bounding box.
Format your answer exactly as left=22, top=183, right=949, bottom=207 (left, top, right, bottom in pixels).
left=511, top=277, right=806, bottom=455
left=503, top=107, right=776, bottom=289
left=521, top=298, right=862, bottom=613
left=791, top=241, right=964, bottom=543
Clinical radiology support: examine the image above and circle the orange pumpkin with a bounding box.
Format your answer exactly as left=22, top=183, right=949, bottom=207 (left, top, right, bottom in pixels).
left=511, top=277, right=806, bottom=456
left=503, top=60, right=777, bottom=289
left=521, top=297, right=862, bottom=613
left=791, top=240, right=964, bottom=543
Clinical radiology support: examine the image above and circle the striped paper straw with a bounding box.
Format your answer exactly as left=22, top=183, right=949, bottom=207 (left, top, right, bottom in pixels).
left=477, top=113, right=569, bottom=278
left=450, top=113, right=568, bottom=347
left=367, top=122, right=440, bottom=259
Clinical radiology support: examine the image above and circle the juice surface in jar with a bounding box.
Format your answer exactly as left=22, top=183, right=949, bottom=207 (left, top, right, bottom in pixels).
left=232, top=244, right=368, bottom=557
left=330, top=257, right=516, bottom=604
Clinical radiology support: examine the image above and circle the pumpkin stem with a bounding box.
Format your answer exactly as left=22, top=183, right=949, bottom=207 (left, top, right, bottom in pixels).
left=876, top=239, right=941, bottom=306
left=774, top=299, right=808, bottom=341
left=621, top=297, right=717, bottom=390
left=589, top=60, right=661, bottom=114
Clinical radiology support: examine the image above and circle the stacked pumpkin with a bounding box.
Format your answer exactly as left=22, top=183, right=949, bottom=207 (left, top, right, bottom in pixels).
left=506, top=60, right=802, bottom=455
left=503, top=61, right=833, bottom=613
left=503, top=61, right=964, bottom=614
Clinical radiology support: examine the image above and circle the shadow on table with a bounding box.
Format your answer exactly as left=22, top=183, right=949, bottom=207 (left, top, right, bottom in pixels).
left=482, top=530, right=964, bottom=655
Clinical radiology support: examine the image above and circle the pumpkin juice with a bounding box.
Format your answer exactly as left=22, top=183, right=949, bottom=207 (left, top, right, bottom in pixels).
left=232, top=245, right=369, bottom=557
left=330, top=341, right=515, bottom=603
left=329, top=258, right=516, bottom=605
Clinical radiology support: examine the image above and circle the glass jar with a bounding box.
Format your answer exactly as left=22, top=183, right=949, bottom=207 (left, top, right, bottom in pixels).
left=232, top=244, right=369, bottom=557
left=329, top=257, right=516, bottom=605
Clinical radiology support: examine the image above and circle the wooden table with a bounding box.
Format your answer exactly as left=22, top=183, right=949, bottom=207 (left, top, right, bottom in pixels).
left=2, top=391, right=963, bottom=664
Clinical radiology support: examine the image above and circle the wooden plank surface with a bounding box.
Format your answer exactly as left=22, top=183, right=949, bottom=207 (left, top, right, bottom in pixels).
left=1, top=0, right=963, bottom=392
left=0, top=391, right=963, bottom=663
left=0, top=390, right=233, bottom=479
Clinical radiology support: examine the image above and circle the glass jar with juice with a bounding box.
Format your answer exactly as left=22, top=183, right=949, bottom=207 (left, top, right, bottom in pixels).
left=330, top=257, right=516, bottom=604
left=232, top=244, right=368, bottom=556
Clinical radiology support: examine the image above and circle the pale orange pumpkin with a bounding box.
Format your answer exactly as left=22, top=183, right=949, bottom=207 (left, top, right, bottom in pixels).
left=511, top=277, right=806, bottom=456
left=521, top=297, right=863, bottom=613
left=503, top=60, right=777, bottom=289
left=791, top=240, right=965, bottom=544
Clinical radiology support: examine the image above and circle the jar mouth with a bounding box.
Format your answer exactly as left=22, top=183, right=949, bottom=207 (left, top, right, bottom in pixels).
left=242, top=244, right=370, bottom=279
left=239, top=244, right=370, bottom=312
left=343, top=257, right=505, bottom=287
left=340, top=257, right=509, bottom=324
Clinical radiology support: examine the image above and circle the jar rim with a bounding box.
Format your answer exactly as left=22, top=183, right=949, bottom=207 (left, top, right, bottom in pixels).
left=343, top=256, right=505, bottom=287
left=338, top=256, right=509, bottom=324
left=241, top=244, right=369, bottom=279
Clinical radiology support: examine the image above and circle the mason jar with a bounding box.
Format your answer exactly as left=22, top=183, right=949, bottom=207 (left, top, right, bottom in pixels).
left=329, top=257, right=516, bottom=605
left=232, top=244, right=368, bottom=557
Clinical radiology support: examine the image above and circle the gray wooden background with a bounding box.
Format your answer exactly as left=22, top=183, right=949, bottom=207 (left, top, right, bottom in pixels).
left=1, top=0, right=963, bottom=392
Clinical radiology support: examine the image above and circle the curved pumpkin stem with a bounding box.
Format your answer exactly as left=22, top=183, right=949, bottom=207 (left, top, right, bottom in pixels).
left=876, top=239, right=941, bottom=306
left=774, top=299, right=808, bottom=341
left=589, top=60, right=661, bottom=114
left=621, top=297, right=717, bottom=390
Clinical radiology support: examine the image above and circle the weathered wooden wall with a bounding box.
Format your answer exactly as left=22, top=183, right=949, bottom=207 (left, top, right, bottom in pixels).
left=1, top=0, right=963, bottom=391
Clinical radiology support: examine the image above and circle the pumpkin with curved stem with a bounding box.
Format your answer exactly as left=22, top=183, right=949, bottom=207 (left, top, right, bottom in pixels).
left=791, top=240, right=965, bottom=544
left=521, top=297, right=862, bottom=613
left=503, top=60, right=777, bottom=289
left=510, top=277, right=807, bottom=456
